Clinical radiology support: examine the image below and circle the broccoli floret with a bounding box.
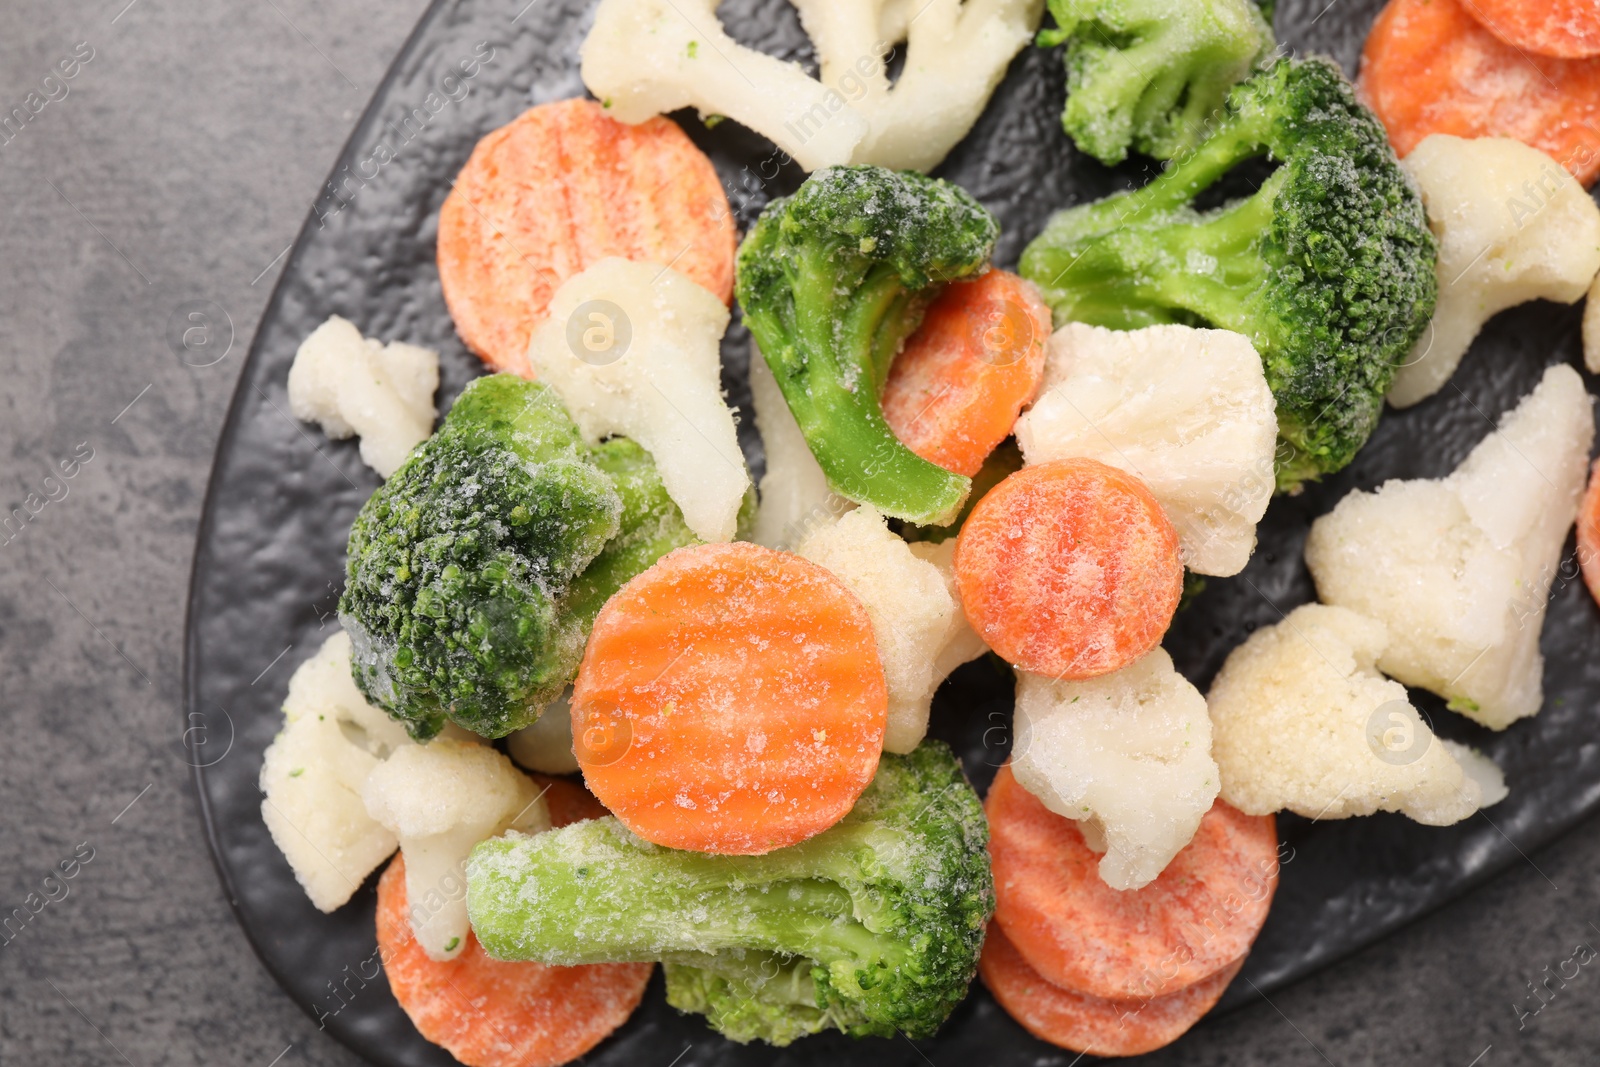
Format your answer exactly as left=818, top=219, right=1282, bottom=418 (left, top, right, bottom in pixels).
left=467, top=742, right=993, bottom=1044
left=1020, top=58, right=1437, bottom=490
left=1038, top=0, right=1275, bottom=165
left=737, top=165, right=999, bottom=526
left=340, top=374, right=623, bottom=740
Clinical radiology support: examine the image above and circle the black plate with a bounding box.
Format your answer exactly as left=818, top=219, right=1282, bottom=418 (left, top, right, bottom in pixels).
left=184, top=0, right=1600, bottom=1063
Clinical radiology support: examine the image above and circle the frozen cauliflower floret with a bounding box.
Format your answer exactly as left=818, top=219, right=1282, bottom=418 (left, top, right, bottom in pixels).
left=363, top=739, right=550, bottom=960
left=287, top=315, right=439, bottom=478
left=506, top=690, right=580, bottom=775
left=526, top=258, right=752, bottom=543
left=750, top=346, right=852, bottom=549
left=1208, top=604, right=1504, bottom=825
left=797, top=508, right=985, bottom=753
left=1307, top=364, right=1594, bottom=729
left=580, top=0, right=868, bottom=172
left=1389, top=136, right=1600, bottom=408
left=1011, top=649, right=1220, bottom=890
left=1014, top=323, right=1277, bottom=577
left=792, top=0, right=1045, bottom=172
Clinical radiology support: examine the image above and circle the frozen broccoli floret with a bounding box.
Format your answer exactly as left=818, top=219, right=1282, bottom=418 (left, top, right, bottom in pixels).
left=738, top=165, right=999, bottom=525
left=467, top=742, right=992, bottom=1045
left=749, top=346, right=852, bottom=551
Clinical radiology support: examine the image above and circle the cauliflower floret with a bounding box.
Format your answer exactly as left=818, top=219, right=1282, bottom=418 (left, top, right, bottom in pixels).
left=506, top=689, right=580, bottom=775
left=580, top=0, right=868, bottom=172
left=287, top=315, right=439, bottom=478
left=1010, top=649, right=1220, bottom=890
left=1013, top=323, right=1277, bottom=577
left=1306, top=364, right=1594, bottom=729
left=1585, top=271, right=1600, bottom=374
left=797, top=508, right=985, bottom=753
left=1389, top=135, right=1600, bottom=408
left=363, top=739, right=550, bottom=960
left=792, top=0, right=1045, bottom=172
left=1207, top=604, right=1504, bottom=825
left=526, top=258, right=752, bottom=543
left=749, top=345, right=852, bottom=550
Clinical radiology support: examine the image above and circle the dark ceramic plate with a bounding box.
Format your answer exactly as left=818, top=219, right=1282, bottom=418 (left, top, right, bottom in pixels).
left=184, top=0, right=1600, bottom=1063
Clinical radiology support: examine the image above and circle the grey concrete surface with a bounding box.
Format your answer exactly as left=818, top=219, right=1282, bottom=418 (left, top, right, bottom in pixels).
left=0, top=2, right=1597, bottom=1065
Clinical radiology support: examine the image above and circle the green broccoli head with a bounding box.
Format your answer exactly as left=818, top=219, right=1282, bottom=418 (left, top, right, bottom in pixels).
left=340, top=375, right=622, bottom=740
left=1020, top=57, right=1437, bottom=490
left=1038, top=0, right=1275, bottom=165
left=467, top=742, right=994, bottom=1044
left=737, top=165, right=999, bottom=526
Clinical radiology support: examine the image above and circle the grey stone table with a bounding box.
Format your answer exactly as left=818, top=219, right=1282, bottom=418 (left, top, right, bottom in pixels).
left=1, top=2, right=1597, bottom=1065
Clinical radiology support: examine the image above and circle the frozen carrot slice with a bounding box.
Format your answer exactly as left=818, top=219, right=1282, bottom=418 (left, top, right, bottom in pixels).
left=954, top=458, right=1182, bottom=679
left=438, top=98, right=736, bottom=374
left=573, top=542, right=888, bottom=855
left=526, top=773, right=609, bottom=828
left=882, top=270, right=1052, bottom=477
left=987, top=764, right=1278, bottom=1001
left=1464, top=0, right=1600, bottom=60
left=980, top=923, right=1244, bottom=1057
left=1359, top=0, right=1600, bottom=184
left=375, top=855, right=651, bottom=1067
left=1580, top=460, right=1600, bottom=609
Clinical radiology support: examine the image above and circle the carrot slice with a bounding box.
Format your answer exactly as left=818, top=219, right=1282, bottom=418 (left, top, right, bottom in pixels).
left=438, top=98, right=736, bottom=374
left=526, top=773, right=610, bottom=828
left=980, top=923, right=1243, bottom=1057
left=882, top=270, right=1052, bottom=477
left=573, top=542, right=888, bottom=855
left=1580, top=459, right=1600, bottom=609
left=987, top=764, right=1278, bottom=1000
left=1359, top=0, right=1600, bottom=185
left=376, top=855, right=651, bottom=1067
left=1463, top=0, right=1600, bottom=60
left=954, top=458, right=1182, bottom=679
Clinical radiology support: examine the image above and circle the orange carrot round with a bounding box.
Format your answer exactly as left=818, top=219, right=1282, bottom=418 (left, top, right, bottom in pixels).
left=882, top=270, right=1052, bottom=477
left=980, top=923, right=1243, bottom=1057
left=954, top=459, right=1182, bottom=679
left=376, top=855, right=651, bottom=1067
left=438, top=99, right=736, bottom=374
left=1462, top=0, right=1600, bottom=60
left=573, top=542, right=888, bottom=855
left=986, top=764, right=1278, bottom=1001
left=525, top=773, right=610, bottom=828
left=1359, top=0, right=1600, bottom=185
left=1580, top=459, right=1600, bottom=609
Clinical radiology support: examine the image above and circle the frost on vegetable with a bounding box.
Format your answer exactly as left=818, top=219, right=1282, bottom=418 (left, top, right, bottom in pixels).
left=1010, top=649, right=1220, bottom=890
left=1014, top=323, right=1277, bottom=577
left=363, top=738, right=550, bottom=960
left=1389, top=136, right=1600, bottom=408
left=1207, top=604, right=1505, bottom=825
left=287, top=315, right=439, bottom=478
left=526, top=258, right=751, bottom=544
left=797, top=509, right=986, bottom=753
left=793, top=0, right=1046, bottom=172
left=580, top=0, right=868, bottom=172
left=1306, top=364, right=1594, bottom=729
left=750, top=347, right=852, bottom=549
left=506, top=689, right=580, bottom=775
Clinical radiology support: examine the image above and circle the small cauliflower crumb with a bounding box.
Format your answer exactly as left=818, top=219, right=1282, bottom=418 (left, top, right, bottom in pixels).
left=505, top=689, right=580, bottom=775
left=1306, top=364, right=1594, bottom=729
left=1390, top=135, right=1600, bottom=408
left=797, top=508, right=985, bottom=753
left=1207, top=604, right=1504, bottom=825
left=286, top=315, right=439, bottom=478
left=363, top=739, right=550, bottom=960
left=526, top=258, right=751, bottom=543
left=1014, top=322, right=1278, bottom=577
left=750, top=345, right=852, bottom=550
left=1010, top=648, right=1219, bottom=890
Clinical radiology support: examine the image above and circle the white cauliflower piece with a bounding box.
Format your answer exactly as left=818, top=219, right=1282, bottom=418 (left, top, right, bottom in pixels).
left=363, top=739, right=550, bottom=960
left=797, top=509, right=985, bottom=753
left=526, top=258, right=752, bottom=543
left=1389, top=136, right=1600, bottom=408
left=1585, top=272, right=1600, bottom=374
left=749, top=345, right=852, bottom=549
left=1307, top=364, right=1594, bottom=729
left=1207, top=604, right=1504, bottom=825
left=581, top=0, right=868, bottom=172
left=792, top=0, right=1046, bottom=172
left=1010, top=649, right=1219, bottom=890
left=506, top=689, right=580, bottom=775
left=1013, top=323, right=1278, bottom=577
left=287, top=315, right=439, bottom=478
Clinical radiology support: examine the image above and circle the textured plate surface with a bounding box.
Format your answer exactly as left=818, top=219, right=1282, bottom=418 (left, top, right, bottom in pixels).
left=184, top=0, right=1600, bottom=1063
